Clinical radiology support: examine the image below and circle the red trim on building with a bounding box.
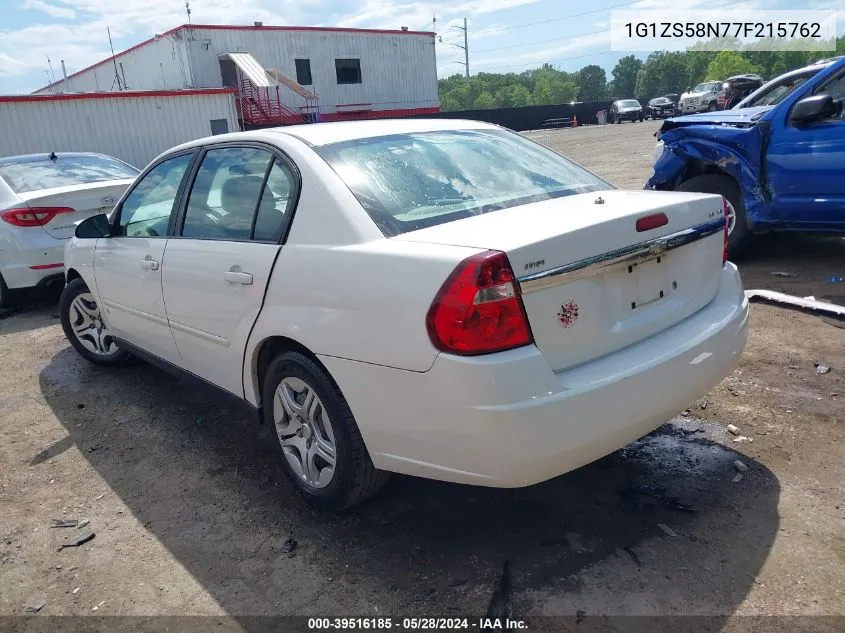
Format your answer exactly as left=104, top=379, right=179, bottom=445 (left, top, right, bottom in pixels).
left=0, top=88, right=236, bottom=103
left=320, top=106, right=440, bottom=122
left=35, top=23, right=434, bottom=93
left=193, top=24, right=434, bottom=36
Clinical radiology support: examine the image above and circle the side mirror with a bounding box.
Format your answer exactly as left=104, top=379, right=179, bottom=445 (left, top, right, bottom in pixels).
left=791, top=94, right=838, bottom=124
left=75, top=213, right=111, bottom=239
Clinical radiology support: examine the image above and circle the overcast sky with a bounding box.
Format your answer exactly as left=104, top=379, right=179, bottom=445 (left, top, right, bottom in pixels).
left=1, top=0, right=843, bottom=94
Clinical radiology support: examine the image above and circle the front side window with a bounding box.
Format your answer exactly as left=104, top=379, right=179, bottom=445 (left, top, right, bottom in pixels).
left=335, top=59, right=362, bottom=84
left=814, top=72, right=845, bottom=120
left=117, top=153, right=192, bottom=237
left=316, top=129, right=611, bottom=237
left=0, top=154, right=139, bottom=194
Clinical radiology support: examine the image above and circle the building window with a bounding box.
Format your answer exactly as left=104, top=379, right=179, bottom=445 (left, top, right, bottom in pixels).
left=335, top=59, right=362, bottom=85
left=295, top=59, right=312, bottom=86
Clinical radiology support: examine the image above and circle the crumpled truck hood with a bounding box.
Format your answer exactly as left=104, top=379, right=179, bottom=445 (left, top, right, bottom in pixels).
left=660, top=106, right=773, bottom=130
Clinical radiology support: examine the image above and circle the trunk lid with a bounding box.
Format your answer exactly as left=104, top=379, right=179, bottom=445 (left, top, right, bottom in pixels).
left=399, top=189, right=726, bottom=372
left=19, top=180, right=133, bottom=239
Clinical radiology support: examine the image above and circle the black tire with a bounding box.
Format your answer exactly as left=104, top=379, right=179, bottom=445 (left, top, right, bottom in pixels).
left=677, top=174, right=750, bottom=257
left=59, top=278, right=131, bottom=366
left=0, top=273, right=10, bottom=309
left=707, top=101, right=717, bottom=112
left=262, top=351, right=389, bottom=511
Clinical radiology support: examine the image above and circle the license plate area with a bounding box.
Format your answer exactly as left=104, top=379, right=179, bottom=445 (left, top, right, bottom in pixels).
left=628, top=254, right=668, bottom=310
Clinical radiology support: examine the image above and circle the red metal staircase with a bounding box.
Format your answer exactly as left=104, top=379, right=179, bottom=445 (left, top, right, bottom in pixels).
left=236, top=75, right=308, bottom=126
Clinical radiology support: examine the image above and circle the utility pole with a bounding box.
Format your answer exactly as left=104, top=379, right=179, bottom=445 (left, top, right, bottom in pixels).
left=453, top=18, right=469, bottom=78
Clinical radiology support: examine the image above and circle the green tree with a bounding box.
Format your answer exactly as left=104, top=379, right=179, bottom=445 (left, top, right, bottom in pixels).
left=610, top=54, right=642, bottom=98
left=706, top=51, right=760, bottom=80
left=577, top=65, right=607, bottom=101
left=533, top=77, right=553, bottom=105
left=549, top=79, right=578, bottom=103
left=635, top=51, right=688, bottom=98
left=473, top=92, right=495, bottom=109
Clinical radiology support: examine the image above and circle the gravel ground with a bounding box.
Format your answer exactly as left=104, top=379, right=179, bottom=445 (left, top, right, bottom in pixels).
left=1, top=121, right=844, bottom=631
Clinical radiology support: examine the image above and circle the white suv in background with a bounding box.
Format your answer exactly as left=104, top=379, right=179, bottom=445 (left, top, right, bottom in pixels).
left=0, top=152, right=138, bottom=307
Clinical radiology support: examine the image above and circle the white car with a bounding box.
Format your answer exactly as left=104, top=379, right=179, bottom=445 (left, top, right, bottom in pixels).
left=60, top=120, right=749, bottom=510
left=0, top=152, right=138, bottom=307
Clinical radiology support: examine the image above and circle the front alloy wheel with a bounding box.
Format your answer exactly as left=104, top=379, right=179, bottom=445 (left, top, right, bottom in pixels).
left=60, top=278, right=131, bottom=366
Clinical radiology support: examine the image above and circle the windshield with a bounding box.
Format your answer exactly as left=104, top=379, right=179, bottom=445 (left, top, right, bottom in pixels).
left=0, top=154, right=139, bottom=194
left=316, top=129, right=611, bottom=237
left=693, top=82, right=721, bottom=93
left=737, top=72, right=816, bottom=108
left=620, top=100, right=640, bottom=107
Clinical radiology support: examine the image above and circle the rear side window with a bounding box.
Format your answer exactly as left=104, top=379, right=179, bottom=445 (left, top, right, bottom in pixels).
left=181, top=146, right=296, bottom=242
left=0, top=154, right=139, bottom=194
left=315, top=129, right=610, bottom=237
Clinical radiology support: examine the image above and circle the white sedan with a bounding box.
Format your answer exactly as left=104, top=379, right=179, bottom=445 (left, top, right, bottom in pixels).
left=0, top=152, right=138, bottom=307
left=61, top=120, right=749, bottom=510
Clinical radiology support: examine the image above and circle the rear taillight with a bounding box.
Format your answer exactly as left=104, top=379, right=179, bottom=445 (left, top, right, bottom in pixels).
left=426, top=250, right=534, bottom=355
left=722, top=197, right=730, bottom=264
left=0, top=207, right=74, bottom=227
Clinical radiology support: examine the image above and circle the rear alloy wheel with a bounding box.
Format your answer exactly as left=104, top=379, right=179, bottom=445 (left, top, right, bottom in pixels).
left=677, top=174, right=750, bottom=257
left=263, top=351, right=389, bottom=510
left=60, top=278, right=131, bottom=366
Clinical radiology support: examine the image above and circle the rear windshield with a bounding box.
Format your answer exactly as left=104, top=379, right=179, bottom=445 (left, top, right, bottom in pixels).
left=0, top=154, right=139, bottom=194
left=620, top=100, right=640, bottom=107
left=315, top=129, right=611, bottom=237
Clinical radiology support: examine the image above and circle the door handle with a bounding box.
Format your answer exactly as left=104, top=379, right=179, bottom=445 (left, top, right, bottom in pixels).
left=224, top=270, right=253, bottom=285
left=139, top=257, right=159, bottom=271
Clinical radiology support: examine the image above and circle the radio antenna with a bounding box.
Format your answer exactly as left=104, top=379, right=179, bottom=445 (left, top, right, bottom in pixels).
left=107, top=27, right=124, bottom=91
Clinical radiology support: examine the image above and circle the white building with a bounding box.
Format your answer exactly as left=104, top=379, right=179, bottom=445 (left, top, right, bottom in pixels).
left=0, top=89, right=238, bottom=168
left=34, top=23, right=440, bottom=124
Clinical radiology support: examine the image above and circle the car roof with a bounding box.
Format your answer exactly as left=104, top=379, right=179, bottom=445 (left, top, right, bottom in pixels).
left=0, top=151, right=116, bottom=166
left=167, top=119, right=503, bottom=154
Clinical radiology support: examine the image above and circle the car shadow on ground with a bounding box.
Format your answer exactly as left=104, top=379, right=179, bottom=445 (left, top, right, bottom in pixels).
left=38, top=347, right=780, bottom=626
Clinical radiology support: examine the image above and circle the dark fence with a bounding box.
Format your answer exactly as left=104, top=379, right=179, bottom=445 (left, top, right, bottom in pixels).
left=400, top=101, right=615, bottom=131
left=243, top=101, right=615, bottom=133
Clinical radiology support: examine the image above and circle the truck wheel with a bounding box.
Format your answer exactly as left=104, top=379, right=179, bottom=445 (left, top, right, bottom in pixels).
left=59, top=278, right=132, bottom=366
left=678, top=174, right=749, bottom=257
left=707, top=102, right=717, bottom=112
left=262, top=351, right=389, bottom=511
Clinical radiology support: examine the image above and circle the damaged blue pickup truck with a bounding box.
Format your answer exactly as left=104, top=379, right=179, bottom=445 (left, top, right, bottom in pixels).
left=647, top=56, right=845, bottom=255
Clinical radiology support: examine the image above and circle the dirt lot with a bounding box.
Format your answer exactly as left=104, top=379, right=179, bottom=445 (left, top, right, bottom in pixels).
left=2, top=121, right=844, bottom=630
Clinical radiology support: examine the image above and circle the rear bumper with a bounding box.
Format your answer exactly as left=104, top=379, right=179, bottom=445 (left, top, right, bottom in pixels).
left=321, top=264, right=748, bottom=487
left=0, top=227, right=65, bottom=289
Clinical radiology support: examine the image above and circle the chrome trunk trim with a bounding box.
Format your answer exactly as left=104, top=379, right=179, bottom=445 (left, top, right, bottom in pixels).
left=518, top=217, right=725, bottom=294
